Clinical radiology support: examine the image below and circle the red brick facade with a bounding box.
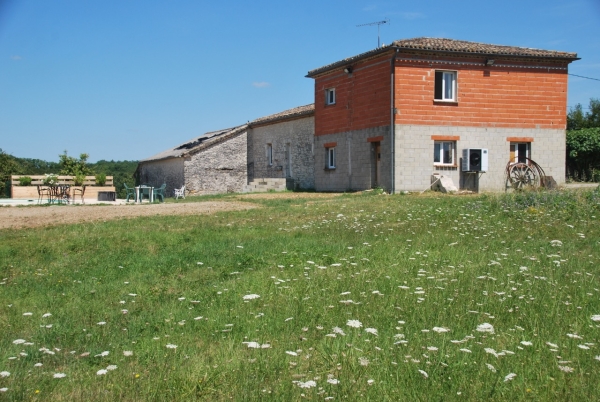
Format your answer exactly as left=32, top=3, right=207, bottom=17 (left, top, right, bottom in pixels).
left=394, top=55, right=568, bottom=129
left=312, top=48, right=571, bottom=135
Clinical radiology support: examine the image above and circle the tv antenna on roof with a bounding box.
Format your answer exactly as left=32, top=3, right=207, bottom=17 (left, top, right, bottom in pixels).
left=357, top=18, right=389, bottom=48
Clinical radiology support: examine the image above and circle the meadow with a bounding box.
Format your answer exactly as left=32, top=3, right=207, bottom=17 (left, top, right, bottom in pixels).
left=0, top=188, right=599, bottom=401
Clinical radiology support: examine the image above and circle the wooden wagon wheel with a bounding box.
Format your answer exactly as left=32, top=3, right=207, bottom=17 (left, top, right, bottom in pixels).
left=508, top=163, right=539, bottom=190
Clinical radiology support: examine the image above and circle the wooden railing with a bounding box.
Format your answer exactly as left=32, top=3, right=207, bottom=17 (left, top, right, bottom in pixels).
left=11, top=175, right=113, bottom=186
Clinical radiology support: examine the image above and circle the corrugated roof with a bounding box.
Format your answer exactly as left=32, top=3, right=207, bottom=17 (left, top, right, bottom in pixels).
left=139, top=125, right=247, bottom=163
left=307, top=37, right=578, bottom=77
left=250, top=103, right=314, bottom=126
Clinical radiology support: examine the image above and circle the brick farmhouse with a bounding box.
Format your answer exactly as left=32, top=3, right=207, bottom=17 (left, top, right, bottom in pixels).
left=138, top=37, right=578, bottom=195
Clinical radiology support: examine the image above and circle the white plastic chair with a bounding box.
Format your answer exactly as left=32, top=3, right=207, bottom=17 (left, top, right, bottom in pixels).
left=174, top=185, right=186, bottom=199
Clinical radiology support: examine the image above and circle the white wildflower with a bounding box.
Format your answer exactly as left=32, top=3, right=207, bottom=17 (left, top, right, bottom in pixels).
left=567, top=333, right=583, bottom=339
left=520, top=341, right=533, bottom=346
left=12, top=339, right=26, bottom=345
left=484, top=348, right=499, bottom=358
left=347, top=319, right=362, bottom=328
left=546, top=342, right=559, bottom=348
left=97, top=321, right=106, bottom=326
left=243, top=294, right=260, bottom=301
left=95, top=351, right=109, bottom=357
left=297, top=380, right=316, bottom=388
left=367, top=379, right=374, bottom=385
left=97, top=369, right=107, bottom=375
left=427, top=346, right=438, bottom=351
left=22, top=312, right=32, bottom=316
left=106, top=365, right=117, bottom=371
left=359, top=357, right=369, bottom=366
left=550, top=240, right=563, bottom=247
left=418, top=369, right=428, bottom=379
left=0, top=372, right=9, bottom=378
left=286, top=351, right=298, bottom=356
left=432, top=327, right=450, bottom=333
left=591, top=315, right=600, bottom=322
left=365, top=328, right=378, bottom=336
left=34, top=363, right=42, bottom=367
left=42, top=313, right=52, bottom=318
left=53, top=373, right=66, bottom=378
left=166, top=344, right=177, bottom=349
left=504, top=373, right=516, bottom=382
left=0, top=388, right=7, bottom=392
left=459, top=348, right=472, bottom=353
left=486, top=364, right=496, bottom=372
left=332, top=327, right=346, bottom=336
left=123, top=351, right=133, bottom=356
left=558, top=366, right=574, bottom=373
left=327, top=378, right=339, bottom=385
left=578, top=344, right=590, bottom=350
left=476, top=323, right=494, bottom=333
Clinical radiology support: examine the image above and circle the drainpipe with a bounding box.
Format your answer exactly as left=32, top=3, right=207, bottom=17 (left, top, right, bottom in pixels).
left=390, top=48, right=399, bottom=194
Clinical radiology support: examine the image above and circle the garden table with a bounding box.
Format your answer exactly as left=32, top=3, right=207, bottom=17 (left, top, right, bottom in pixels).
left=48, top=185, right=71, bottom=204
left=136, top=185, right=154, bottom=203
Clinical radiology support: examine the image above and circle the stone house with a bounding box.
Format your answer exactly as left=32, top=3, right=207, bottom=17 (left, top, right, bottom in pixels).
left=306, top=37, right=578, bottom=192
left=137, top=104, right=314, bottom=195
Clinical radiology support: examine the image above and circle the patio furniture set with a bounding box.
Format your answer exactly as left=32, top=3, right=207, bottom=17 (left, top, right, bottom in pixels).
left=36, top=185, right=86, bottom=205
left=124, top=184, right=168, bottom=203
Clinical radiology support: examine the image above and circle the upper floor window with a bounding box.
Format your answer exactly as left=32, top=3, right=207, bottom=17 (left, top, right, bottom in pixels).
left=325, top=88, right=336, bottom=105
left=434, top=71, right=457, bottom=101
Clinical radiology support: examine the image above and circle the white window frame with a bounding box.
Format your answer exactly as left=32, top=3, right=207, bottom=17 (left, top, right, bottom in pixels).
left=327, top=147, right=336, bottom=169
left=325, top=88, right=336, bottom=105
left=267, top=143, right=273, bottom=166
left=434, top=70, right=457, bottom=101
left=433, top=141, right=455, bottom=166
left=510, top=142, right=530, bottom=164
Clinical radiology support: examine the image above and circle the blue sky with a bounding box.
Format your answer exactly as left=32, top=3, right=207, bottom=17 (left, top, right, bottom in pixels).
left=1, top=0, right=599, bottom=162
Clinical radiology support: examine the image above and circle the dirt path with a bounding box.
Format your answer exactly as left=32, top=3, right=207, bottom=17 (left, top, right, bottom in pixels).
left=0, top=201, right=258, bottom=230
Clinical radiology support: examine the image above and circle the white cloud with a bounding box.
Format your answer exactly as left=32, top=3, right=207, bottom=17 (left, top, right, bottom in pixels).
left=399, top=12, right=424, bottom=20
left=252, top=81, right=270, bottom=88
left=10, top=55, right=21, bottom=61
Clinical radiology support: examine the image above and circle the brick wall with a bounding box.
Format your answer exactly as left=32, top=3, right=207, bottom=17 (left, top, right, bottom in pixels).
left=394, top=124, right=565, bottom=192
left=394, top=55, right=569, bottom=129
left=314, top=52, right=393, bottom=136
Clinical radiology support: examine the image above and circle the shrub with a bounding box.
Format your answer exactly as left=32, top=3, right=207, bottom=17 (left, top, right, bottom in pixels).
left=95, top=173, right=107, bottom=186
left=19, top=176, right=32, bottom=186
left=74, top=173, right=85, bottom=186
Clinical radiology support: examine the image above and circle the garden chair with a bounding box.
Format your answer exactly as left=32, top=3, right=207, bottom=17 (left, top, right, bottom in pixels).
left=152, top=183, right=167, bottom=202
left=124, top=183, right=136, bottom=202
left=139, top=185, right=152, bottom=202
left=37, top=185, right=51, bottom=204
left=72, top=185, right=86, bottom=204
left=174, top=185, right=185, bottom=199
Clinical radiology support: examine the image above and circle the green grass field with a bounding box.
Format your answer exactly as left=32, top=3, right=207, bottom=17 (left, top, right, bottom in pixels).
left=1, top=189, right=599, bottom=401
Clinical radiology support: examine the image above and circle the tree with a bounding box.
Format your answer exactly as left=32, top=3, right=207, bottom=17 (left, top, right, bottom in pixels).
left=566, top=98, right=600, bottom=181
left=0, top=148, right=24, bottom=197
left=58, top=151, right=93, bottom=176
left=568, top=98, right=600, bottom=130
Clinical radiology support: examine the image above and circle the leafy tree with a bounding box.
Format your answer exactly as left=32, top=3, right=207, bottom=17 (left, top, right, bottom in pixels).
left=58, top=151, right=93, bottom=176
left=568, top=98, right=600, bottom=130
left=0, top=148, right=24, bottom=197
left=567, top=98, right=600, bottom=181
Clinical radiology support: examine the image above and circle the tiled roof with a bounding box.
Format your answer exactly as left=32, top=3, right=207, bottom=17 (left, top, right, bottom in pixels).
left=250, top=103, right=314, bottom=126
left=307, top=37, right=578, bottom=77
left=140, top=125, right=247, bottom=163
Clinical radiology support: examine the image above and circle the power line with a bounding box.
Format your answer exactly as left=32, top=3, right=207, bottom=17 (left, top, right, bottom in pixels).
left=569, top=73, right=600, bottom=82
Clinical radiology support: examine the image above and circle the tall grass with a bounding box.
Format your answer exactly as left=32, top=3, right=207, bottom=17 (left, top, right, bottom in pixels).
left=0, top=189, right=599, bottom=400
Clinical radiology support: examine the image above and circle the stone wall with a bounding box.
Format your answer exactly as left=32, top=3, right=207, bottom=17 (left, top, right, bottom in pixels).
left=137, top=157, right=184, bottom=197
left=249, top=116, right=315, bottom=190
left=184, top=131, right=248, bottom=194
left=394, top=124, right=566, bottom=192
left=314, top=126, right=391, bottom=192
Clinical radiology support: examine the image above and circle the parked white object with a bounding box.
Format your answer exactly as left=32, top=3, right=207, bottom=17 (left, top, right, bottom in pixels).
left=174, top=185, right=186, bottom=199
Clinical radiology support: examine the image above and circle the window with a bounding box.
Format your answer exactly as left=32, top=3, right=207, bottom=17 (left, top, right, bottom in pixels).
left=267, top=144, right=273, bottom=165
left=327, top=147, right=335, bottom=169
left=434, top=71, right=457, bottom=101
left=434, top=141, right=455, bottom=165
left=510, top=142, right=530, bottom=164
left=325, top=88, right=336, bottom=105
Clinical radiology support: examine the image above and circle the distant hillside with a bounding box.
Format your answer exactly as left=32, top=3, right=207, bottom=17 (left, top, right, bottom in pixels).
left=1, top=149, right=138, bottom=198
